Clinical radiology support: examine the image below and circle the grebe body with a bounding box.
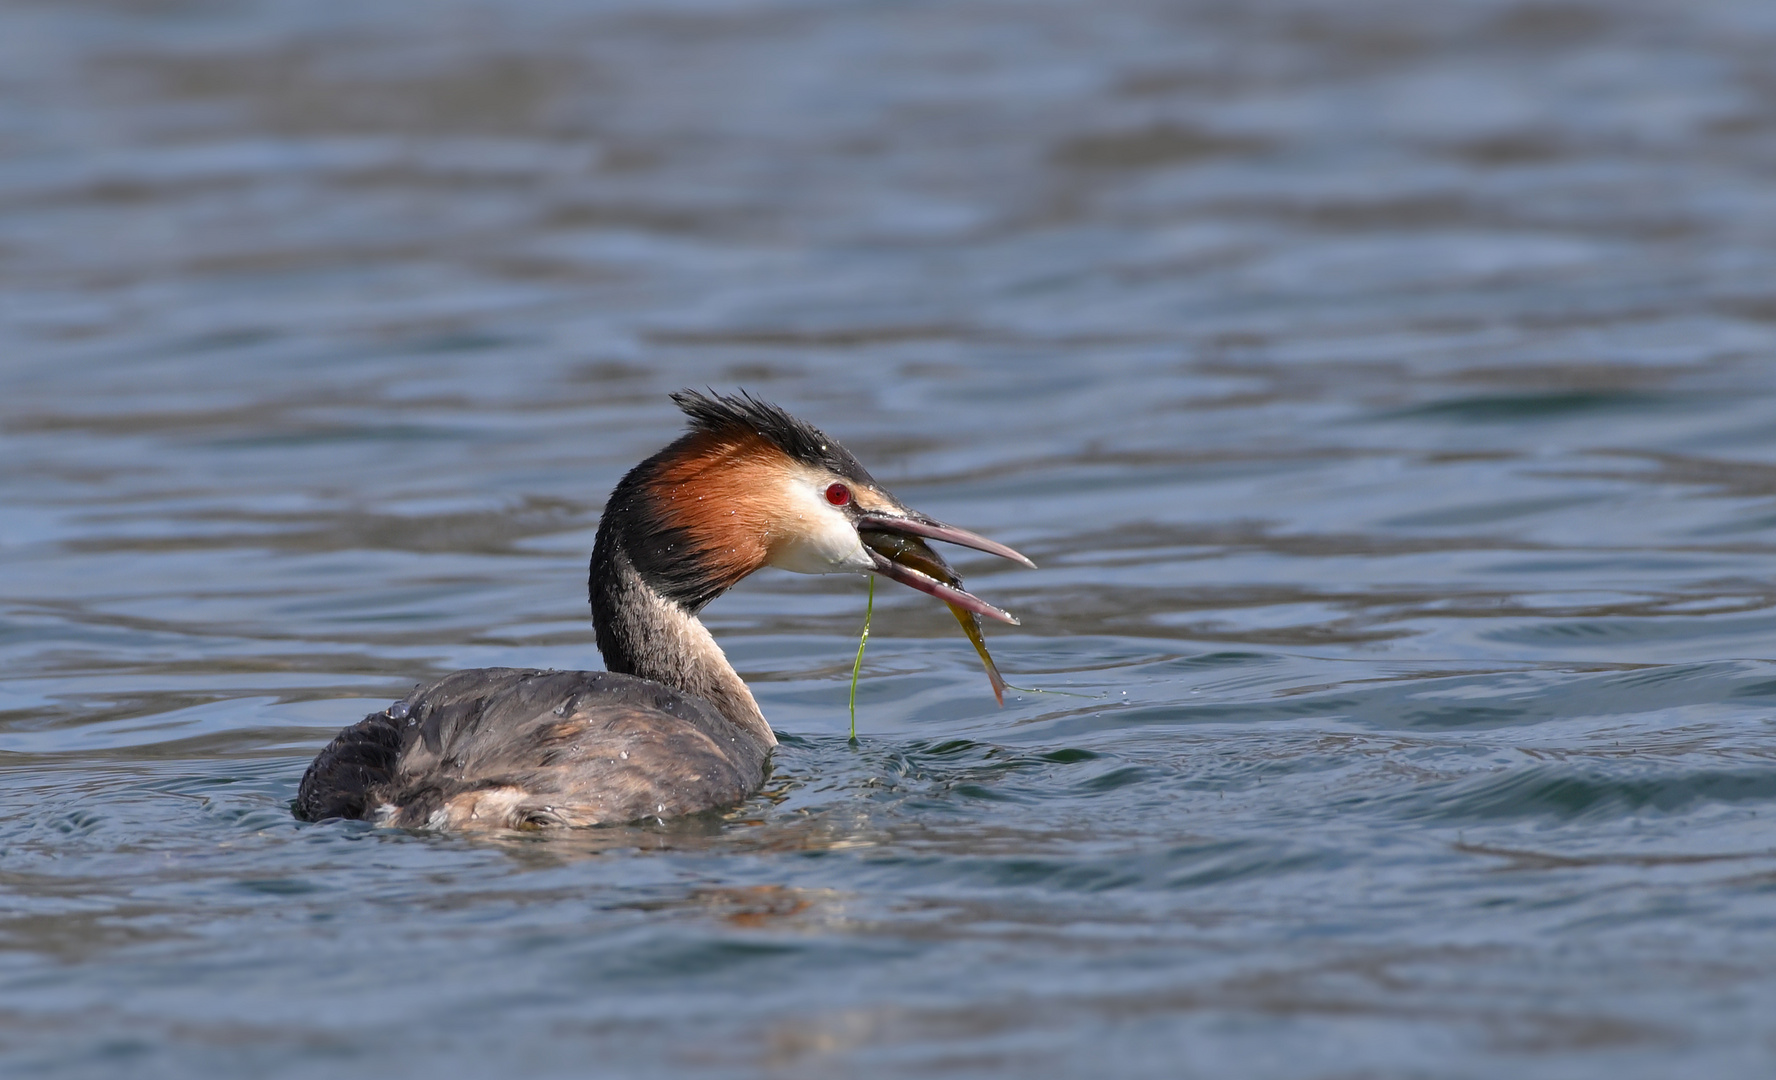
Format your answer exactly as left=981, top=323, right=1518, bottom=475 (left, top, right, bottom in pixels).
left=295, top=391, right=1031, bottom=830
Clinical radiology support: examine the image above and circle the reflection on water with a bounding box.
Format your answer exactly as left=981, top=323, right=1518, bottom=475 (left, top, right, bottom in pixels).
left=4, top=0, right=1776, bottom=1075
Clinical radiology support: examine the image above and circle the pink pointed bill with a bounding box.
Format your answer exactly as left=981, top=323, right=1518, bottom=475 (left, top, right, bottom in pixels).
left=865, top=548, right=1021, bottom=625
left=854, top=514, right=1036, bottom=569
left=857, top=519, right=1028, bottom=704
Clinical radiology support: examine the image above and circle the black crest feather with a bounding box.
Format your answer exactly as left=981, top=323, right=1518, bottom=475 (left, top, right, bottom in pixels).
left=671, top=389, right=875, bottom=486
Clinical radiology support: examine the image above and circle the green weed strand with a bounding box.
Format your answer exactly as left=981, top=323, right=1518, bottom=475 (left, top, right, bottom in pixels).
left=848, top=576, right=874, bottom=742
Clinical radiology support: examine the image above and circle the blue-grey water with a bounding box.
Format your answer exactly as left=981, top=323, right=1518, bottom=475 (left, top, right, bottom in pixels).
left=4, top=0, right=1776, bottom=1076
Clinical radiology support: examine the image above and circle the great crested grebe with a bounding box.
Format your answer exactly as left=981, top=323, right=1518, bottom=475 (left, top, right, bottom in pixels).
left=294, top=390, right=1034, bottom=830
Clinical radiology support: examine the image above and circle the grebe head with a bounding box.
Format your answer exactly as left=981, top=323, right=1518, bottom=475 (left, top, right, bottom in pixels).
left=606, top=389, right=1033, bottom=622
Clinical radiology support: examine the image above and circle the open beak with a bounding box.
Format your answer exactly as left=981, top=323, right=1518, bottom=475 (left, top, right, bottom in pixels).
left=857, top=510, right=1034, bottom=707
left=857, top=511, right=1033, bottom=626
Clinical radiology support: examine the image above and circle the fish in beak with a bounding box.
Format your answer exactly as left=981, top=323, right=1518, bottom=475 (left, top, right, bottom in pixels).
left=857, top=511, right=1034, bottom=706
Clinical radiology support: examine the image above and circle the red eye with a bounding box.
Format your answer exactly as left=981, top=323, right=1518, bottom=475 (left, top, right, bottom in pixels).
left=825, top=482, right=851, bottom=506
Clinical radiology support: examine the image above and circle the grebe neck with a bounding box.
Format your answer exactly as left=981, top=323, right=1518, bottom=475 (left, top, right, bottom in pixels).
left=589, top=540, right=775, bottom=749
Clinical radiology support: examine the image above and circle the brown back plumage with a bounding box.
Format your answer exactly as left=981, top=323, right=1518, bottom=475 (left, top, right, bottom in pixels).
left=295, top=668, right=771, bottom=828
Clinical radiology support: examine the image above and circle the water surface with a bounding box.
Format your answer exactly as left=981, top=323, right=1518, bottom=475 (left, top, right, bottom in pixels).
left=4, top=0, right=1776, bottom=1076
